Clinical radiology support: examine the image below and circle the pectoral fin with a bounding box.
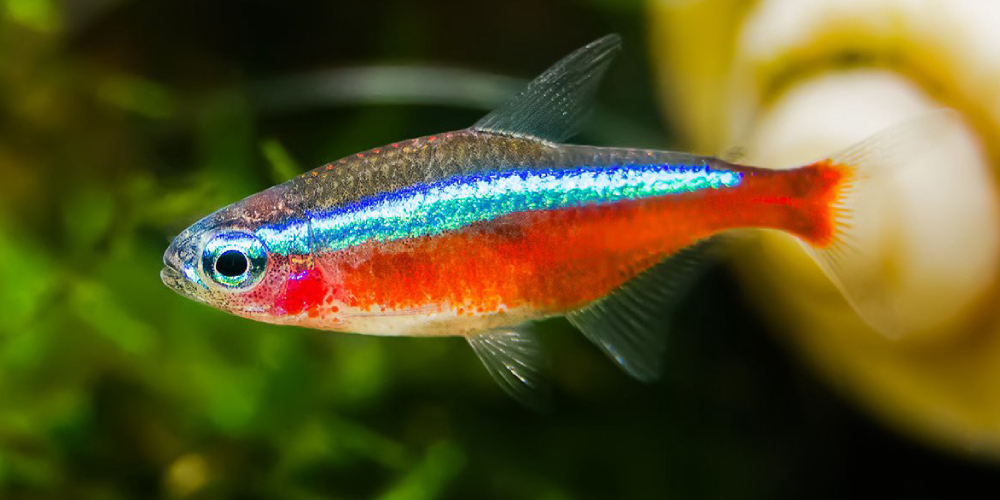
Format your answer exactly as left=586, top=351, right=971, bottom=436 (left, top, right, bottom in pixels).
left=467, top=327, right=550, bottom=411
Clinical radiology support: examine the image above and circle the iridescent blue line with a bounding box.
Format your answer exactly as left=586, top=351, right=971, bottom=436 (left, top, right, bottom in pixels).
left=258, top=164, right=742, bottom=255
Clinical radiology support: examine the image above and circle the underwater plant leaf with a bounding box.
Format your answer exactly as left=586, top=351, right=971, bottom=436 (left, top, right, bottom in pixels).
left=260, top=138, right=303, bottom=183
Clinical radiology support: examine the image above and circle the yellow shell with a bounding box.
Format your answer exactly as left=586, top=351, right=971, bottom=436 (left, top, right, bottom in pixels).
left=650, top=0, right=1000, bottom=458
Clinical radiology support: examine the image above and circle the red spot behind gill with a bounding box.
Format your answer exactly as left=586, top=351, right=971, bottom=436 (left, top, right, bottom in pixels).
left=277, top=266, right=328, bottom=317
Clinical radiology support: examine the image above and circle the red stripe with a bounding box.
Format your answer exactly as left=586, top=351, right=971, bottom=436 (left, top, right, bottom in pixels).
left=273, top=162, right=846, bottom=317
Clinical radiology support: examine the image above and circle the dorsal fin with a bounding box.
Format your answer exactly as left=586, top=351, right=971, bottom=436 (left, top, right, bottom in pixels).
left=472, top=34, right=622, bottom=142
left=467, top=327, right=550, bottom=411
left=566, top=241, right=713, bottom=382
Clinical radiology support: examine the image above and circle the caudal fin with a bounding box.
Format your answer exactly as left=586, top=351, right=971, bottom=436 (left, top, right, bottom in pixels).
left=798, top=110, right=961, bottom=337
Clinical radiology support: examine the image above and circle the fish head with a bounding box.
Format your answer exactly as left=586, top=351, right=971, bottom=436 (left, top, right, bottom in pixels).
left=161, top=187, right=301, bottom=321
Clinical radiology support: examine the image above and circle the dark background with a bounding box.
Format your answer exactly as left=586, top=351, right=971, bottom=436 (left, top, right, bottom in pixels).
left=0, top=0, right=998, bottom=498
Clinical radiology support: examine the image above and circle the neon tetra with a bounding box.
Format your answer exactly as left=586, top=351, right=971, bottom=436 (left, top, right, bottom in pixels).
left=162, top=35, right=955, bottom=407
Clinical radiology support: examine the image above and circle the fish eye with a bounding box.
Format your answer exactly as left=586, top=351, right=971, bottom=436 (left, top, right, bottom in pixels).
left=201, top=232, right=268, bottom=289
left=215, top=250, right=249, bottom=277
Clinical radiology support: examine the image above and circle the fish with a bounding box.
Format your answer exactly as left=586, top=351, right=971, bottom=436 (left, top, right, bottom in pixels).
left=161, top=34, right=956, bottom=408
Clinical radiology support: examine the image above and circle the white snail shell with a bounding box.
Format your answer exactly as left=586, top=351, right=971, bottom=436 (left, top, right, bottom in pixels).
left=651, top=0, right=1000, bottom=457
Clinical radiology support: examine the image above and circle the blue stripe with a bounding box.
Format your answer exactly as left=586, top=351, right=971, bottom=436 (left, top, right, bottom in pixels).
left=258, top=164, right=742, bottom=255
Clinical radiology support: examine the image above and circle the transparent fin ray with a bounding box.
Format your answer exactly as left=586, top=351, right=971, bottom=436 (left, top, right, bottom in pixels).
left=467, top=327, right=550, bottom=410
left=799, top=109, right=960, bottom=337
left=472, top=34, right=622, bottom=142
left=566, top=241, right=713, bottom=382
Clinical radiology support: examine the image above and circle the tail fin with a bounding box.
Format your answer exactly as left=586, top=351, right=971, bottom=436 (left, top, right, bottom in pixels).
left=798, top=110, right=961, bottom=337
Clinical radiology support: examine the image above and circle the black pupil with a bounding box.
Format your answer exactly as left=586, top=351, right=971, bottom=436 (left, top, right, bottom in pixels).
left=216, top=250, right=249, bottom=277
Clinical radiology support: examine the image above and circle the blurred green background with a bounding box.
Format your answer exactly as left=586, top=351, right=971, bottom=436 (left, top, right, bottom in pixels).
left=1, top=0, right=999, bottom=498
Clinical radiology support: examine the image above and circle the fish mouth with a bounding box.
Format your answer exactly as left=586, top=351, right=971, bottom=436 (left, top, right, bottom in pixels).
left=160, top=262, right=193, bottom=295
left=160, top=264, right=185, bottom=293
left=161, top=263, right=211, bottom=305
left=161, top=241, right=209, bottom=303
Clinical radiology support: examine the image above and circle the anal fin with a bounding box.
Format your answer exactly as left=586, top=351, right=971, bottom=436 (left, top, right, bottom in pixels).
left=467, top=327, right=550, bottom=411
left=566, top=242, right=713, bottom=382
